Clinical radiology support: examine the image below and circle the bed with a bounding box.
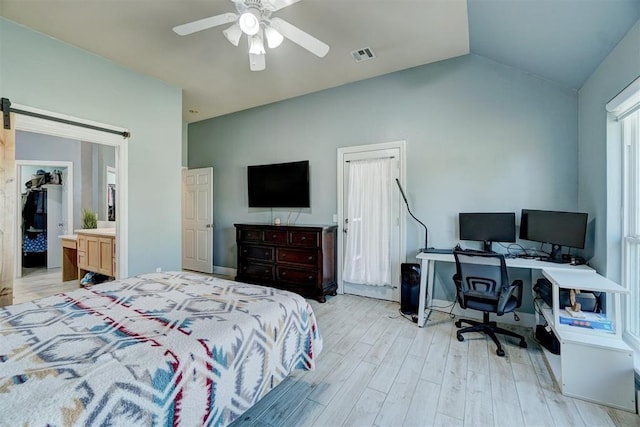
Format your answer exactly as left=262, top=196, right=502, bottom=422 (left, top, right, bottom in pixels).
left=0, top=271, right=322, bottom=426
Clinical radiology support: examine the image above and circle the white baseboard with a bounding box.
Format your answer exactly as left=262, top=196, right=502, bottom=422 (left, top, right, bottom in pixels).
left=430, top=298, right=536, bottom=328
left=213, top=266, right=236, bottom=278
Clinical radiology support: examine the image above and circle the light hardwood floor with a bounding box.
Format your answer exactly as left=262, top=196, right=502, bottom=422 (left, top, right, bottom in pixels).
left=11, top=270, right=640, bottom=426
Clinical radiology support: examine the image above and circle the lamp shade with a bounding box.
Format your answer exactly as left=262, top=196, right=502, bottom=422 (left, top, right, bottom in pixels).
left=223, top=23, right=242, bottom=46
left=264, top=25, right=283, bottom=49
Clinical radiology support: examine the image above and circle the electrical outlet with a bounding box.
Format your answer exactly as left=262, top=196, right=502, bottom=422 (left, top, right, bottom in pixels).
left=332, top=213, right=338, bottom=223
left=156, top=267, right=161, bottom=273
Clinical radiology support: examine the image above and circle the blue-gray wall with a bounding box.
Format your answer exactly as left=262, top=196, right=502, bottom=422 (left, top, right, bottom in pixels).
left=578, top=20, right=640, bottom=281
left=1, top=17, right=183, bottom=275
left=15, top=131, right=84, bottom=230
left=188, top=53, right=579, bottom=305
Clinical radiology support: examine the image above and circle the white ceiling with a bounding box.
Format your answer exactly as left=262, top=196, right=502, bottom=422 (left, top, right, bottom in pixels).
left=1, top=0, right=639, bottom=123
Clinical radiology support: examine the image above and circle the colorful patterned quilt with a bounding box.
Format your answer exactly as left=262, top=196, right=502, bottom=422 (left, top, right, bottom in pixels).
left=0, top=272, right=322, bottom=426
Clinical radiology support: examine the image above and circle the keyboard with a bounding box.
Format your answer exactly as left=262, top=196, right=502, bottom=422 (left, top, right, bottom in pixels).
left=421, top=248, right=453, bottom=254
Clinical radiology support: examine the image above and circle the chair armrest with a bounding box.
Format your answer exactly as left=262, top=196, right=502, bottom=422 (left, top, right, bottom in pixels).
left=497, top=279, right=523, bottom=315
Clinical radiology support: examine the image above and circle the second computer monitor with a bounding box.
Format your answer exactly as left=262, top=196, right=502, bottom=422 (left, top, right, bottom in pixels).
left=458, top=212, right=516, bottom=252
left=519, top=209, right=588, bottom=261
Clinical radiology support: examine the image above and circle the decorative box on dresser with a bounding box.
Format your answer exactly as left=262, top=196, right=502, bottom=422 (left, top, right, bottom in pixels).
left=235, top=223, right=337, bottom=302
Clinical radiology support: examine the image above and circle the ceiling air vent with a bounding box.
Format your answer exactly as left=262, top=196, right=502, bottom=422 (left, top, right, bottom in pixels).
left=351, top=47, right=376, bottom=63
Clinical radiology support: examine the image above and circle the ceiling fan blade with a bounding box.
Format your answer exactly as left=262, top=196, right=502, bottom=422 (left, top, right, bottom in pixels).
left=249, top=53, right=266, bottom=71
left=263, top=0, right=302, bottom=12
left=270, top=18, right=329, bottom=58
left=173, top=13, right=238, bottom=36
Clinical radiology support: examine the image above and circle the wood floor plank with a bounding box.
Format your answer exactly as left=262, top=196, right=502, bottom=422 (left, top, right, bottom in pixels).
left=342, top=387, right=386, bottom=427
left=311, top=361, right=377, bottom=426
left=465, top=333, right=490, bottom=375
left=362, top=316, right=403, bottom=365
left=433, top=412, right=464, bottom=427
left=403, top=379, right=441, bottom=427
left=368, top=328, right=414, bottom=393
left=374, top=353, right=423, bottom=426
left=278, top=398, right=325, bottom=427
left=307, top=342, right=372, bottom=405
left=488, top=350, right=525, bottom=427
left=436, top=336, right=468, bottom=421
left=511, top=361, right=554, bottom=426
left=573, top=399, right=617, bottom=427
left=420, top=314, right=453, bottom=385
left=463, top=370, right=493, bottom=427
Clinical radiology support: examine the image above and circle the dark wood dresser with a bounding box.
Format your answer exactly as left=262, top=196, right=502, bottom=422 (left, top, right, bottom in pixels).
left=235, top=223, right=337, bottom=302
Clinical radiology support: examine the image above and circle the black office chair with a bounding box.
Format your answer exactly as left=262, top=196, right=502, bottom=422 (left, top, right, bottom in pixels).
left=452, top=250, right=528, bottom=357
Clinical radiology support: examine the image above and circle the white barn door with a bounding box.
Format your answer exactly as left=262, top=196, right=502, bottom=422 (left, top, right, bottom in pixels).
left=182, top=167, right=213, bottom=273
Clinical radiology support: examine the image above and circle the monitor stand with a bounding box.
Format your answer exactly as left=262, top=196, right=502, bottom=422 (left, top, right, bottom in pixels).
left=483, top=240, right=493, bottom=253
left=541, top=244, right=569, bottom=263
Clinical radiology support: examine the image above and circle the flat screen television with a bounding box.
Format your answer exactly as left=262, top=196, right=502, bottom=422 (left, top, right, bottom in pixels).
left=247, top=160, right=310, bottom=208
left=458, top=212, right=516, bottom=252
left=519, top=209, right=588, bottom=262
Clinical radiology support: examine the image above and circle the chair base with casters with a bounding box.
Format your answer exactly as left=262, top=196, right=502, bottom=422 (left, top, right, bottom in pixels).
left=455, top=311, right=528, bottom=357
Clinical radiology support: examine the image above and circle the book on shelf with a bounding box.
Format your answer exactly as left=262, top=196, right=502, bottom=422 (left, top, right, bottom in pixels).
left=559, top=311, right=614, bottom=332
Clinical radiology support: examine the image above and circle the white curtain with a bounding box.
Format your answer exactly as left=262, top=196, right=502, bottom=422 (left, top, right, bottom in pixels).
left=343, top=158, right=392, bottom=286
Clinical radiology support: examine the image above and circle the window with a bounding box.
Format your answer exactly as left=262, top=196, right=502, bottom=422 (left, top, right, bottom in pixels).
left=609, top=77, right=640, bottom=349
left=622, top=109, right=640, bottom=347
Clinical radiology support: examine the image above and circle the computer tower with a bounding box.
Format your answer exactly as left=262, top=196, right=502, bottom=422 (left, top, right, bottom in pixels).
left=400, top=263, right=421, bottom=315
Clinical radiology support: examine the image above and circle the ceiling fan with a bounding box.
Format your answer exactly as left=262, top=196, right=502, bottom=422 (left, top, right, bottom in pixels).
left=173, top=0, right=330, bottom=71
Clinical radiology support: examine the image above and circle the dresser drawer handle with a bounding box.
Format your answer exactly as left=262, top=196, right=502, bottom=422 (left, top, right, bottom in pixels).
left=308, top=256, right=313, bottom=261
left=308, top=275, right=313, bottom=280
left=243, top=249, right=247, bottom=254
left=282, top=271, right=287, bottom=276
left=243, top=266, right=247, bottom=271
left=301, top=236, right=307, bottom=241
left=264, top=251, right=269, bottom=256
left=264, top=269, right=269, bottom=274
left=282, top=253, right=286, bottom=258
left=272, top=234, right=277, bottom=238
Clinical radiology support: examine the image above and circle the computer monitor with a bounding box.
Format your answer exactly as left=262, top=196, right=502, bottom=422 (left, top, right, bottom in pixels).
left=519, top=209, right=588, bottom=262
left=458, top=212, right=516, bottom=252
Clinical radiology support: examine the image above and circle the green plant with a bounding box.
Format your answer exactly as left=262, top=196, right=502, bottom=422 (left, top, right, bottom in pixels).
left=82, top=209, right=97, bottom=229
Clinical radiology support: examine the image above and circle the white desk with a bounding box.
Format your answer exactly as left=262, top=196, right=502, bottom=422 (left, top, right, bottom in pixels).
left=414, top=252, right=591, bottom=328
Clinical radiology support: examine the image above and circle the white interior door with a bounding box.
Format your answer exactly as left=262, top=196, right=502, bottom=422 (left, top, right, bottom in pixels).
left=338, top=142, right=405, bottom=301
left=182, top=167, right=214, bottom=273
left=45, top=184, right=63, bottom=268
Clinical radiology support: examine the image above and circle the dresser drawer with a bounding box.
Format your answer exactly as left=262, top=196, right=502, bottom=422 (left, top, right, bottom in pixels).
left=263, top=229, right=287, bottom=244
left=289, top=230, right=318, bottom=247
left=239, top=228, right=262, bottom=242
left=239, top=245, right=274, bottom=261
left=277, top=267, right=317, bottom=286
left=277, top=248, right=317, bottom=266
left=238, top=262, right=274, bottom=281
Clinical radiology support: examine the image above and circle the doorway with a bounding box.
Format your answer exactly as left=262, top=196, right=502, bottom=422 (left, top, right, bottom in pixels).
left=337, top=141, right=406, bottom=301
left=1, top=104, right=129, bottom=306
left=15, top=160, right=73, bottom=278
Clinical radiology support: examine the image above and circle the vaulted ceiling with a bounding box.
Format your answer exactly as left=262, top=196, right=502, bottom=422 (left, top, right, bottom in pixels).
left=1, top=0, right=639, bottom=123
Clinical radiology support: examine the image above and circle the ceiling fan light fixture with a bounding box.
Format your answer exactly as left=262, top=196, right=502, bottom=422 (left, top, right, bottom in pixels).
left=264, top=25, right=284, bottom=49
left=248, top=31, right=266, bottom=55
left=223, top=23, right=242, bottom=46
left=239, top=10, right=261, bottom=36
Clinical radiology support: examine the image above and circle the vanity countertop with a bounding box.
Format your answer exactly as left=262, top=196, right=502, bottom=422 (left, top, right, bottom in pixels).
left=74, top=228, right=116, bottom=237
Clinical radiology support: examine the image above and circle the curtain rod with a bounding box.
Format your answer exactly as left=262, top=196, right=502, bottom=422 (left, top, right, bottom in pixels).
left=1, top=97, right=130, bottom=138
left=345, top=156, right=395, bottom=162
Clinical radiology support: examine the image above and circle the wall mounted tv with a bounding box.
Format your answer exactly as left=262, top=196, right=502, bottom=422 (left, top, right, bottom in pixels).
left=247, top=160, right=310, bottom=208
